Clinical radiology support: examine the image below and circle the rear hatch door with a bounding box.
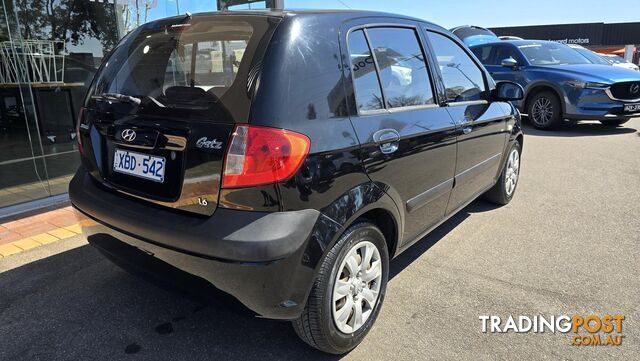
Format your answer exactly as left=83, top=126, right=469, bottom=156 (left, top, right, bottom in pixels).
left=78, top=14, right=281, bottom=216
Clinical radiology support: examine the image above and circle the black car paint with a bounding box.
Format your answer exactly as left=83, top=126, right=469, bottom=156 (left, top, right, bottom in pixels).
left=71, top=10, right=523, bottom=320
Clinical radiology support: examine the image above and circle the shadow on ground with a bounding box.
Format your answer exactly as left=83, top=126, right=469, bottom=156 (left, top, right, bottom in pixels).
left=0, top=200, right=496, bottom=361
left=521, top=118, right=638, bottom=138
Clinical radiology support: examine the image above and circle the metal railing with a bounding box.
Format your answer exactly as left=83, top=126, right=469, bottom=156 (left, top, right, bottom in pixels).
left=0, top=40, right=66, bottom=85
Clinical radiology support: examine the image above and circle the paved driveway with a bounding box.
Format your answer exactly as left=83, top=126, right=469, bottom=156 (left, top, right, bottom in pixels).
left=1, top=119, right=639, bottom=360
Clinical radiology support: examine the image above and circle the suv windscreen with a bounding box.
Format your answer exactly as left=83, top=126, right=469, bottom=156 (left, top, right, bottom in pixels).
left=518, top=42, right=591, bottom=66
left=571, top=47, right=610, bottom=65
left=86, top=15, right=278, bottom=121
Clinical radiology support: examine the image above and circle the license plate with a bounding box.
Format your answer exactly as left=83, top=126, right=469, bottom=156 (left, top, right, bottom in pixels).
left=623, top=103, right=640, bottom=113
left=113, top=149, right=165, bottom=183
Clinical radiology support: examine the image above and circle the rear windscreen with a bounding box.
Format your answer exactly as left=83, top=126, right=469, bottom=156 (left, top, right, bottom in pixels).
left=87, top=15, right=279, bottom=121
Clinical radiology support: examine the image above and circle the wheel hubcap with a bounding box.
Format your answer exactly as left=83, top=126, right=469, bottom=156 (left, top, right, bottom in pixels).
left=532, top=97, right=553, bottom=125
left=505, top=148, right=520, bottom=196
left=332, top=241, right=382, bottom=334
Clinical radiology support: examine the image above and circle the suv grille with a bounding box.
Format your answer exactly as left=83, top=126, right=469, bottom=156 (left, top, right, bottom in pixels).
left=610, top=81, right=640, bottom=100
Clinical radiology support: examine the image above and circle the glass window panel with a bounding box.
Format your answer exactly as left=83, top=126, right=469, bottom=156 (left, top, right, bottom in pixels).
left=428, top=32, right=487, bottom=103
left=367, top=27, right=435, bottom=109
left=348, top=29, right=384, bottom=112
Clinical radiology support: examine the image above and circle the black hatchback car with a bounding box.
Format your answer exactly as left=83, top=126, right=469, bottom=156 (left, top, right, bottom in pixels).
left=70, top=10, right=524, bottom=354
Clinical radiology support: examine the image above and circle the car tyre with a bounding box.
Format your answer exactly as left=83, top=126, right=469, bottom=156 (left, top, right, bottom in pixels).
left=528, top=91, right=562, bottom=130
left=292, top=221, right=389, bottom=354
left=599, top=119, right=629, bottom=126
left=484, top=141, right=521, bottom=205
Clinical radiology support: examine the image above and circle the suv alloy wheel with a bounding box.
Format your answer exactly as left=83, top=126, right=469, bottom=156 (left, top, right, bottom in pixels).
left=528, top=91, right=562, bottom=129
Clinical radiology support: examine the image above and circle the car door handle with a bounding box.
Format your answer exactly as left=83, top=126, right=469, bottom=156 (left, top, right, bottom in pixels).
left=373, top=129, right=400, bottom=155
left=462, top=126, right=473, bottom=134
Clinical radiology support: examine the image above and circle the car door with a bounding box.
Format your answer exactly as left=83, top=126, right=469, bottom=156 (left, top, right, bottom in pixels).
left=342, top=21, right=458, bottom=243
left=482, top=44, right=528, bottom=85
left=425, top=30, right=511, bottom=214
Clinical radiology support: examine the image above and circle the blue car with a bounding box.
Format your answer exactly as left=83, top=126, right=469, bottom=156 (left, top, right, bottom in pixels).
left=453, top=28, right=640, bottom=129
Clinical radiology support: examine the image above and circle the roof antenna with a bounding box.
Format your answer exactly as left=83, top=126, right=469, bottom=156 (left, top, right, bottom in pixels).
left=185, top=12, right=192, bottom=19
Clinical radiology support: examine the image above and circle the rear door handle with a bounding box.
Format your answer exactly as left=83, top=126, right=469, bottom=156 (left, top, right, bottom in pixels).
left=373, top=129, right=400, bottom=154
left=462, top=126, right=473, bottom=134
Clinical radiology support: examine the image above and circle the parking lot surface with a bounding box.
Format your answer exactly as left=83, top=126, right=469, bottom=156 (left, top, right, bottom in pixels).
left=1, top=119, right=639, bottom=360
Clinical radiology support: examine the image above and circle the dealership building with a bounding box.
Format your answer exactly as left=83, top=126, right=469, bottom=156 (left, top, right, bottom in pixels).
left=490, top=22, right=640, bottom=63
left=0, top=1, right=637, bottom=216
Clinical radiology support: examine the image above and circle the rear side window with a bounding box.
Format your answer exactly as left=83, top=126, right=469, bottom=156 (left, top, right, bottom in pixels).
left=348, top=30, right=384, bottom=112
left=366, top=28, right=435, bottom=108
left=428, top=32, right=487, bottom=103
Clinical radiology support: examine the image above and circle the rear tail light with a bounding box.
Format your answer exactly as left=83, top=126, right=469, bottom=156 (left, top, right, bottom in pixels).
left=222, top=125, right=310, bottom=188
left=76, top=107, right=86, bottom=154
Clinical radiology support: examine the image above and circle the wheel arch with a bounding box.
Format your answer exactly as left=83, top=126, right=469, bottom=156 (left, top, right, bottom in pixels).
left=314, top=182, right=403, bottom=265
left=357, top=208, right=399, bottom=259
left=524, top=82, right=566, bottom=116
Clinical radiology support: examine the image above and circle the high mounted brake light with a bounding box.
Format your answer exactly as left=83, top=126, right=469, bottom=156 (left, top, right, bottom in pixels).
left=222, top=125, right=310, bottom=188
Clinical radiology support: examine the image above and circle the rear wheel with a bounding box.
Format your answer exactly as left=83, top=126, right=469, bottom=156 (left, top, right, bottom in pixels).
left=293, top=221, right=389, bottom=354
left=484, top=141, right=521, bottom=205
left=528, top=91, right=562, bottom=130
left=599, top=119, right=630, bottom=127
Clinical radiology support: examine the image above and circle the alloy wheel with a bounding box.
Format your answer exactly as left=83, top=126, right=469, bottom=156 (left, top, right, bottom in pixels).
left=531, top=97, right=553, bottom=126
left=505, top=148, right=520, bottom=196
left=332, top=241, right=382, bottom=334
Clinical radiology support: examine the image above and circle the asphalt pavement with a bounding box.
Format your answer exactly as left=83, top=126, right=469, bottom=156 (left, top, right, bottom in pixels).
left=1, top=119, right=639, bottom=360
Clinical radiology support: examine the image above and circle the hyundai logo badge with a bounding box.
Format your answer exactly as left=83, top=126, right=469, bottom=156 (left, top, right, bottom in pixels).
left=121, top=129, right=137, bottom=142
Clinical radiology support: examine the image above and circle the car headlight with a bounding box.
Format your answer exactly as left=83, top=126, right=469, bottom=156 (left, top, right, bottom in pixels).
left=566, top=80, right=610, bottom=89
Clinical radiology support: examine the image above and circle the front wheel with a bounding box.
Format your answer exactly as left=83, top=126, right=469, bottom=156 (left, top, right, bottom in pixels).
left=484, top=141, right=522, bottom=205
left=528, top=91, right=562, bottom=130
left=292, top=221, right=389, bottom=354
left=600, top=119, right=630, bottom=127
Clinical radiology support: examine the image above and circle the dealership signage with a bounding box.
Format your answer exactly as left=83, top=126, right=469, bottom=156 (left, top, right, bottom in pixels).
left=553, top=38, right=592, bottom=45
left=491, top=22, right=640, bottom=47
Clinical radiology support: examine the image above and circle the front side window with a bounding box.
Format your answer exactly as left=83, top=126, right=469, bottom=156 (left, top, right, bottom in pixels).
left=493, top=45, right=522, bottom=65
left=348, top=30, right=384, bottom=112
left=428, top=32, right=487, bottom=103
left=366, top=27, right=435, bottom=108
left=471, top=45, right=495, bottom=65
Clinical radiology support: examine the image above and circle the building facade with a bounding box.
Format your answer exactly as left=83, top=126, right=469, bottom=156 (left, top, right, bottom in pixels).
left=490, top=22, right=640, bottom=63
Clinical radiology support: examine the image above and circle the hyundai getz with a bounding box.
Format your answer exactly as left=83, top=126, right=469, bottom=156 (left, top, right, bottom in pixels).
left=70, top=10, right=524, bottom=354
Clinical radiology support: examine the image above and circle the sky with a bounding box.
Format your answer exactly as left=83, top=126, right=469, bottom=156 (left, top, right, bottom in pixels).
left=147, top=0, right=640, bottom=29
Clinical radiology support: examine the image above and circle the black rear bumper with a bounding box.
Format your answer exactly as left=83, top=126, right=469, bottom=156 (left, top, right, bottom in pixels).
left=69, top=169, right=321, bottom=319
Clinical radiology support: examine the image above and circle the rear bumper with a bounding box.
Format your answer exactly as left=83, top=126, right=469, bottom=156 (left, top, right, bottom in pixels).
left=70, top=169, right=321, bottom=319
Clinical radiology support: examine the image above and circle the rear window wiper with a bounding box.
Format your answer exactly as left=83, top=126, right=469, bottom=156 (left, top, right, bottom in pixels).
left=92, top=93, right=141, bottom=105
left=92, top=93, right=166, bottom=108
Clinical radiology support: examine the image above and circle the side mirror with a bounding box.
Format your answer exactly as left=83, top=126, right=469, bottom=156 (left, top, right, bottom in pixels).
left=501, top=57, right=519, bottom=69
left=493, top=81, right=524, bottom=101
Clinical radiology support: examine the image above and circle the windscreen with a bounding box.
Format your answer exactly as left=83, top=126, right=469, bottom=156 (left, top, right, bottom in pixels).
left=86, top=15, right=277, bottom=121
left=572, top=47, right=610, bottom=65
left=518, top=42, right=591, bottom=66
left=605, top=56, right=624, bottom=64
